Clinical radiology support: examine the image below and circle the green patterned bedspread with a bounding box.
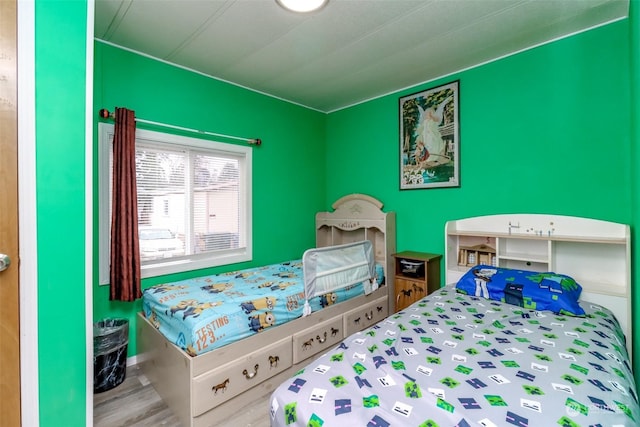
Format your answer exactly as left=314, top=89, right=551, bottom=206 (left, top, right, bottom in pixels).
left=270, top=286, right=639, bottom=427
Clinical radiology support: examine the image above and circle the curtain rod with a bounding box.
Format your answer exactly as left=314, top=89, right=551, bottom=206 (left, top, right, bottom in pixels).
left=98, top=108, right=262, bottom=146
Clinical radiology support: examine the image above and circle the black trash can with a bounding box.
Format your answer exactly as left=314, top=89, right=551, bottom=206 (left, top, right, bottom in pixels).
left=93, top=318, right=129, bottom=393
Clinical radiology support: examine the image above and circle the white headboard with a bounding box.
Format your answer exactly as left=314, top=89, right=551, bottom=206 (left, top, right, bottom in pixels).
left=316, top=194, right=396, bottom=311
left=445, top=214, right=632, bottom=356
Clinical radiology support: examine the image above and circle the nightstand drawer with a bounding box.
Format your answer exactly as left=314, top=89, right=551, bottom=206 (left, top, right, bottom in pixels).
left=395, top=277, right=427, bottom=305
left=392, top=251, right=441, bottom=312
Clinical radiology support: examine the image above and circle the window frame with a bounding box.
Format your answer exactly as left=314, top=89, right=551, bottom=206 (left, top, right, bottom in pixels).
left=98, top=123, right=252, bottom=284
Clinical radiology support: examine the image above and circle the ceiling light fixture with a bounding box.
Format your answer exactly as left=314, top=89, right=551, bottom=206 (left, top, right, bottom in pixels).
left=276, top=0, right=328, bottom=13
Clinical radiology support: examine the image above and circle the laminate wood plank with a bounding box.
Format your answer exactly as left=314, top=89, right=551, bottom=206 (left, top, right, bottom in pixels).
left=94, top=364, right=271, bottom=427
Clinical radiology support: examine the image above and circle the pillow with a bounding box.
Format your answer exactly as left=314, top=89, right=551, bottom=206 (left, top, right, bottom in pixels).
left=455, top=265, right=585, bottom=316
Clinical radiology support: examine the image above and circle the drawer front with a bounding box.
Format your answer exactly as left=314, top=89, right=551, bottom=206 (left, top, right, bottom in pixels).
left=344, top=295, right=388, bottom=336
left=192, top=336, right=292, bottom=416
left=292, top=316, right=344, bottom=364
left=396, top=277, right=427, bottom=297
left=395, top=278, right=426, bottom=311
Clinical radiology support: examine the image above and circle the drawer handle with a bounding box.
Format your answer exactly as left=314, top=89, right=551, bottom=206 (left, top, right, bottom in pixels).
left=365, top=310, right=373, bottom=321
left=269, top=355, right=280, bottom=368
left=212, top=378, right=229, bottom=394
left=331, top=327, right=340, bottom=337
left=316, top=331, right=327, bottom=344
left=243, top=364, right=259, bottom=380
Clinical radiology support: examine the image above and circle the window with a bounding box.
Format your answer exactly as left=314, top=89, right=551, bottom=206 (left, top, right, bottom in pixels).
left=98, top=123, right=252, bottom=283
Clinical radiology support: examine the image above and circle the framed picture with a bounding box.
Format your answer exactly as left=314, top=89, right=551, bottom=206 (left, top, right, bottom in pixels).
left=399, top=80, right=459, bottom=189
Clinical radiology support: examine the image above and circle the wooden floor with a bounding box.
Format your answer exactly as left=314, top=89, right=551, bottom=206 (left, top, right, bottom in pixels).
left=93, top=364, right=271, bottom=427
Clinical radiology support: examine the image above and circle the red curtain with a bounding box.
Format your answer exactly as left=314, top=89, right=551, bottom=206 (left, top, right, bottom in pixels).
left=109, top=107, right=142, bottom=301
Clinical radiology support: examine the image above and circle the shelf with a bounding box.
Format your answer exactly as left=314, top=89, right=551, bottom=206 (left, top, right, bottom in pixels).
left=498, top=252, right=548, bottom=263
left=395, top=275, right=425, bottom=283
left=447, top=230, right=627, bottom=245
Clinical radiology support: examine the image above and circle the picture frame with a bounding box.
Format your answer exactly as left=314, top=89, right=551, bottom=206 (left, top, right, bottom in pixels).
left=399, top=80, right=460, bottom=190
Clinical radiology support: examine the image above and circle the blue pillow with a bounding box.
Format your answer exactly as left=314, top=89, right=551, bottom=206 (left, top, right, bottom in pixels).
left=455, top=265, right=585, bottom=316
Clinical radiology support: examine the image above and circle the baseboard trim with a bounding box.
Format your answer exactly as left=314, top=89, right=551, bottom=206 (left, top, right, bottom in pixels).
left=126, top=355, right=138, bottom=367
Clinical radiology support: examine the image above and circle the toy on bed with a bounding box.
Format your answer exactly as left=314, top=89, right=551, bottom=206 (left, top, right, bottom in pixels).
left=269, top=266, right=639, bottom=426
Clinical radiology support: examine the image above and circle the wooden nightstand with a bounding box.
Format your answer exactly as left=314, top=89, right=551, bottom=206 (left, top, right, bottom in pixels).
left=392, top=251, right=442, bottom=311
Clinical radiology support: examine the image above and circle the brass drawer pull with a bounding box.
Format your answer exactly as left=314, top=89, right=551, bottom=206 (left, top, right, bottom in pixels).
left=316, top=331, right=327, bottom=344
left=365, top=310, right=373, bottom=321
left=243, top=364, right=259, bottom=379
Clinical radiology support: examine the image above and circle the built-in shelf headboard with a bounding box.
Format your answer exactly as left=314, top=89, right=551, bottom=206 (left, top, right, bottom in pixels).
left=316, top=194, right=396, bottom=312
left=445, top=214, right=632, bottom=357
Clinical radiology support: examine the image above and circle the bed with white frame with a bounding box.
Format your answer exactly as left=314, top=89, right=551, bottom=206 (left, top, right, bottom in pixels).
left=136, top=194, right=396, bottom=427
left=268, top=213, right=637, bottom=426
left=444, top=213, right=632, bottom=357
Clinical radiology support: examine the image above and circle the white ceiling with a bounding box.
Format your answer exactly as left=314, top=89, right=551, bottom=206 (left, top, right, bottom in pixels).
left=94, top=0, right=628, bottom=112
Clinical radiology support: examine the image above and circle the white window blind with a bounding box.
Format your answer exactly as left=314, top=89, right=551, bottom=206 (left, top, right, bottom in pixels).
left=98, top=123, right=252, bottom=283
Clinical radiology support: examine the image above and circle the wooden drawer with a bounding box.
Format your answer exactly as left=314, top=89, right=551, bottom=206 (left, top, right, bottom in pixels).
left=292, top=316, right=343, bottom=364
left=192, top=336, right=292, bottom=416
left=344, top=295, right=388, bottom=336
left=395, top=277, right=426, bottom=311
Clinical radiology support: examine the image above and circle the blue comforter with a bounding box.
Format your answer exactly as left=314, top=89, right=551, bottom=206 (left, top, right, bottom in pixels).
left=143, top=260, right=383, bottom=356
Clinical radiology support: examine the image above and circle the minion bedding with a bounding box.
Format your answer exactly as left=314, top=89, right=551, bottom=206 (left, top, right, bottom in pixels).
left=142, top=241, right=383, bottom=357
left=269, top=268, right=639, bottom=427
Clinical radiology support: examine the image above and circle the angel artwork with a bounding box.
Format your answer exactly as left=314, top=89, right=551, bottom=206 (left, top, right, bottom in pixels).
left=400, top=81, right=459, bottom=189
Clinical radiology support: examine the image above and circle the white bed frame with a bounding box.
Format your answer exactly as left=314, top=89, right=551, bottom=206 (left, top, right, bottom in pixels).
left=136, top=194, right=396, bottom=427
left=445, top=214, right=632, bottom=356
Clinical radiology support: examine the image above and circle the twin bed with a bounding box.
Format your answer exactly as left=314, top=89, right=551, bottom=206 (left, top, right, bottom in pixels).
left=269, top=213, right=638, bottom=426
left=137, top=199, right=638, bottom=427
left=142, top=251, right=385, bottom=357
left=137, top=194, right=396, bottom=426
left=270, top=276, right=638, bottom=426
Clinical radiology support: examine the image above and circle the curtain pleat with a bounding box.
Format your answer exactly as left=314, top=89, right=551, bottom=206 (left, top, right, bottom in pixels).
left=109, top=107, right=142, bottom=302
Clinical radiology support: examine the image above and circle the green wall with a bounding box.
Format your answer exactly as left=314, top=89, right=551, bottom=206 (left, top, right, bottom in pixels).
left=630, top=0, right=640, bottom=377
left=32, top=2, right=638, bottom=425
left=327, top=19, right=636, bottom=377
left=92, top=42, right=328, bottom=355
left=36, top=1, right=88, bottom=426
